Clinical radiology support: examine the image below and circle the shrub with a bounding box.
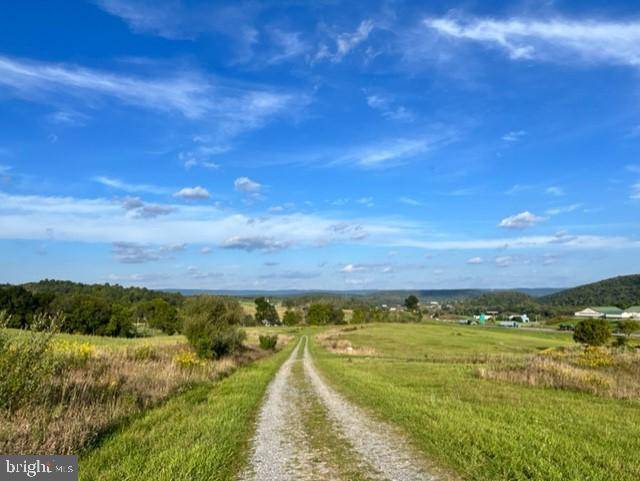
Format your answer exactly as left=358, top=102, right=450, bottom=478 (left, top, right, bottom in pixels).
left=259, top=334, right=278, bottom=350
left=282, top=310, right=303, bottom=326
left=180, top=296, right=246, bottom=359
left=0, top=311, right=62, bottom=411
left=573, top=319, right=611, bottom=346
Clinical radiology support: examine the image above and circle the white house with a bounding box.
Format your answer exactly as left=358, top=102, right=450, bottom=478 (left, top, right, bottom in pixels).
left=509, top=314, right=530, bottom=323
left=622, top=307, right=640, bottom=320
left=574, top=307, right=624, bottom=319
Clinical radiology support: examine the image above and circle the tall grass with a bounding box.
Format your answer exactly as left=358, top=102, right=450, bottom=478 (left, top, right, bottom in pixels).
left=0, top=314, right=266, bottom=455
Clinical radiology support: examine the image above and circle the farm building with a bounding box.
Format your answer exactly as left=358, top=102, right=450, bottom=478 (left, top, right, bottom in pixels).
left=574, top=306, right=624, bottom=319
left=622, top=306, right=640, bottom=320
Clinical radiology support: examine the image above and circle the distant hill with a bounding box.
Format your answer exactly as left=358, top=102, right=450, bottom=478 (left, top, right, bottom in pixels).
left=541, top=274, right=640, bottom=308
left=162, top=288, right=561, bottom=305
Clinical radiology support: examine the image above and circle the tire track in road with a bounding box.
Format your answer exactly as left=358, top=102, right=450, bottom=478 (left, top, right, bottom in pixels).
left=239, top=338, right=336, bottom=481
left=302, top=337, right=437, bottom=481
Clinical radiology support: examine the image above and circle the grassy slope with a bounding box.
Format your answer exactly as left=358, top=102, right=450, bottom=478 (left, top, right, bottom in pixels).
left=80, top=339, right=296, bottom=481
left=312, top=323, right=640, bottom=481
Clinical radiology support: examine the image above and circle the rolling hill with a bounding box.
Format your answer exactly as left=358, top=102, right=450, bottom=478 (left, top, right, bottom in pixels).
left=541, top=274, right=640, bottom=308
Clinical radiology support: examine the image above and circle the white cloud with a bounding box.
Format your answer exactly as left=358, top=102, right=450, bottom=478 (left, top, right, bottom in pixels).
left=467, top=256, right=483, bottom=265
left=498, top=211, right=546, bottom=229
left=356, top=196, right=374, bottom=207
left=495, top=255, right=513, bottom=268
left=173, top=186, right=211, bottom=200
left=234, top=176, right=261, bottom=193
left=120, top=196, right=173, bottom=218
left=340, top=264, right=366, bottom=273
left=1, top=191, right=637, bottom=255
left=502, top=130, right=526, bottom=142
left=631, top=183, right=640, bottom=200
left=425, top=16, right=640, bottom=66
left=546, top=186, right=565, bottom=196
left=200, top=246, right=212, bottom=254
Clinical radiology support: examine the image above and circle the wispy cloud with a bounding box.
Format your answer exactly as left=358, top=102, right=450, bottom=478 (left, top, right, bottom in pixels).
left=424, top=16, right=640, bottom=66
left=111, top=241, right=186, bottom=263
left=499, top=211, right=546, bottom=229
left=93, top=176, right=169, bottom=194
left=0, top=55, right=308, bottom=143
left=338, top=134, right=454, bottom=169
left=502, top=130, right=526, bottom=142
left=631, top=183, right=640, bottom=200
left=546, top=186, right=565, bottom=196
left=398, top=197, right=424, bottom=206
left=495, top=255, right=513, bottom=268
left=467, top=256, right=483, bottom=265
left=365, top=93, right=414, bottom=122
left=546, top=203, right=582, bottom=215
left=317, top=19, right=375, bottom=63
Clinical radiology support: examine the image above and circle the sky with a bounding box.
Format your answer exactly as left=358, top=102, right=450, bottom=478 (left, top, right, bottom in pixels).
left=1, top=0, right=640, bottom=290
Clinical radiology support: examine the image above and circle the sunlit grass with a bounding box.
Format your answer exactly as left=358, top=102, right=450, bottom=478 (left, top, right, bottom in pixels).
left=312, top=323, right=640, bottom=481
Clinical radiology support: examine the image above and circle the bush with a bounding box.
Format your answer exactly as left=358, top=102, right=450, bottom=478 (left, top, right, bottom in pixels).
left=0, top=311, right=62, bottom=411
left=282, top=310, right=303, bottom=326
left=573, top=318, right=611, bottom=346
left=259, top=334, right=278, bottom=350
left=126, top=344, right=159, bottom=361
left=180, top=296, right=246, bottom=359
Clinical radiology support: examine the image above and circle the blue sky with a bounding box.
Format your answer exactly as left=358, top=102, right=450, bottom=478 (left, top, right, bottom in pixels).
left=1, top=0, right=640, bottom=290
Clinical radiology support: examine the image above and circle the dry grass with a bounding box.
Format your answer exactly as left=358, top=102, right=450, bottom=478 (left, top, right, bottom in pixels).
left=0, top=339, right=267, bottom=455
left=477, top=345, right=640, bottom=399
left=316, top=328, right=378, bottom=356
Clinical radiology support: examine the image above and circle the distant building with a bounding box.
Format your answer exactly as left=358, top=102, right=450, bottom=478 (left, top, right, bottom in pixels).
left=509, top=314, right=530, bottom=323
left=622, top=306, right=640, bottom=320
left=574, top=307, right=624, bottom=319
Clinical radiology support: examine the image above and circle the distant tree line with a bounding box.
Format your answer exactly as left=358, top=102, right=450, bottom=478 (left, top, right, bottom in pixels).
left=0, top=280, right=182, bottom=337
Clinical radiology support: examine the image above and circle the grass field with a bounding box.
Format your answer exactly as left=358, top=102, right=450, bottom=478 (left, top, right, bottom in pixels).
left=4, top=327, right=186, bottom=349
left=80, top=339, right=296, bottom=481
left=312, top=323, right=640, bottom=481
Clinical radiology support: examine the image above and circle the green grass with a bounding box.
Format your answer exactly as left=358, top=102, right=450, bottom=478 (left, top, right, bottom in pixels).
left=312, top=323, right=640, bottom=481
left=340, top=323, right=574, bottom=359
left=80, top=338, right=296, bottom=481
left=5, top=328, right=185, bottom=350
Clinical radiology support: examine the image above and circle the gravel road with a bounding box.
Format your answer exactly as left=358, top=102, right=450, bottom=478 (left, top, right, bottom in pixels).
left=240, top=336, right=436, bottom=481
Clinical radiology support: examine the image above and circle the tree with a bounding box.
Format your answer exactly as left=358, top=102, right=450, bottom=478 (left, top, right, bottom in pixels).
left=404, top=295, right=419, bottom=312
left=180, top=296, right=246, bottom=359
left=134, top=298, right=180, bottom=334
left=573, top=318, right=611, bottom=346
left=282, top=310, right=303, bottom=326
left=618, top=319, right=640, bottom=339
left=306, top=303, right=344, bottom=325
left=254, top=297, right=281, bottom=325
